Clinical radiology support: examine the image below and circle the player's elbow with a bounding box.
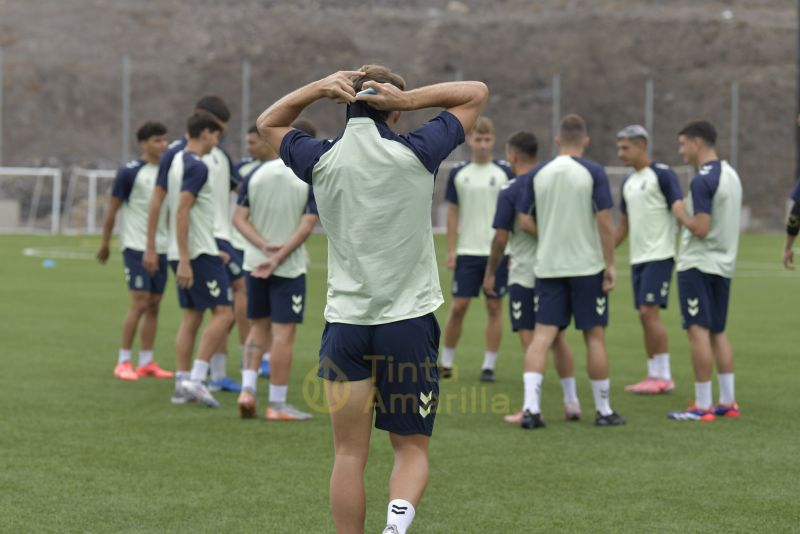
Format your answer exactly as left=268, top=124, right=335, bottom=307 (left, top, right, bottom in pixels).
left=470, top=82, right=489, bottom=105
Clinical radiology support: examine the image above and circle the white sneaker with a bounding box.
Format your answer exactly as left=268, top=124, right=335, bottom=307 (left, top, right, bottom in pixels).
left=170, top=384, right=193, bottom=405
left=180, top=380, right=220, bottom=408
left=564, top=399, right=581, bottom=421
left=381, top=526, right=400, bottom=534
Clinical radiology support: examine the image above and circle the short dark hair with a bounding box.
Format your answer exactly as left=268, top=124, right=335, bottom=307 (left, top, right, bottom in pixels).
left=195, top=95, right=231, bottom=124
left=247, top=125, right=259, bottom=135
left=506, top=131, right=538, bottom=160
left=136, top=121, right=167, bottom=142
left=559, top=114, right=587, bottom=145
left=187, top=113, right=222, bottom=139
left=352, top=64, right=406, bottom=121
left=679, top=120, right=717, bottom=146
left=292, top=118, right=317, bottom=137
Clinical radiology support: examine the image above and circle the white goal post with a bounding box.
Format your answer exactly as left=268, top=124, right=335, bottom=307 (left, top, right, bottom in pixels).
left=0, top=167, right=62, bottom=233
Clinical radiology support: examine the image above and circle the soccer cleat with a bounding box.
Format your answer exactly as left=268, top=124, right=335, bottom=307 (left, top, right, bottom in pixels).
left=208, top=376, right=242, bottom=393
left=713, top=402, right=740, bottom=418
left=479, top=368, right=496, bottom=382
left=564, top=399, right=581, bottom=421
left=625, top=376, right=664, bottom=394
left=520, top=410, right=546, bottom=429
left=114, top=361, right=139, bottom=381
left=259, top=359, right=271, bottom=378
left=170, top=384, right=194, bottom=405
left=237, top=388, right=257, bottom=419
left=181, top=380, right=220, bottom=408
left=657, top=378, right=676, bottom=393
left=265, top=403, right=313, bottom=421
left=595, top=411, right=626, bottom=426
left=503, top=410, right=524, bottom=424
left=382, top=526, right=400, bottom=534
left=667, top=404, right=715, bottom=422
left=439, top=366, right=453, bottom=379
left=135, top=361, right=175, bottom=379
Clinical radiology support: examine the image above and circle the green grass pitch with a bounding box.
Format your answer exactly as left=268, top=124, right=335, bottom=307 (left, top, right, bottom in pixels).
left=0, top=233, right=798, bottom=533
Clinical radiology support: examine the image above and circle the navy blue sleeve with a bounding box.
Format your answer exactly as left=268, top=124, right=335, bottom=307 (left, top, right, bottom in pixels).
left=305, top=186, right=319, bottom=216
left=181, top=161, right=209, bottom=196
left=619, top=177, right=628, bottom=215
left=515, top=172, right=535, bottom=215
left=445, top=165, right=460, bottom=205
left=654, top=165, right=684, bottom=207
left=218, top=147, right=239, bottom=190
left=236, top=176, right=250, bottom=207
left=590, top=165, right=614, bottom=212
left=495, top=160, right=515, bottom=180
left=492, top=187, right=516, bottom=230
left=156, top=152, right=171, bottom=191
left=690, top=175, right=716, bottom=215
left=280, top=130, right=332, bottom=184
left=111, top=164, right=136, bottom=201
left=791, top=179, right=800, bottom=203
left=400, top=111, right=466, bottom=174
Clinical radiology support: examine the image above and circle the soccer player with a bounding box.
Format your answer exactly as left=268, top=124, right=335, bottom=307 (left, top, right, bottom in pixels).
left=441, top=116, right=514, bottom=382
left=782, top=178, right=800, bottom=269
left=614, top=125, right=683, bottom=394
left=143, top=113, right=234, bottom=407
left=668, top=120, right=742, bottom=421
left=97, top=121, right=174, bottom=381
left=516, top=114, right=625, bottom=428
left=233, top=120, right=319, bottom=421
left=257, top=66, right=485, bottom=534
left=483, top=131, right=581, bottom=422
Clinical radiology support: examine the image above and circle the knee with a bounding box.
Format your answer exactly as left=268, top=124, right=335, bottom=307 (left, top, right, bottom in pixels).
left=450, top=301, right=469, bottom=320
left=638, top=306, right=659, bottom=325
left=147, top=298, right=161, bottom=316
left=132, top=297, right=149, bottom=315
left=215, top=306, right=235, bottom=324
left=486, top=301, right=502, bottom=319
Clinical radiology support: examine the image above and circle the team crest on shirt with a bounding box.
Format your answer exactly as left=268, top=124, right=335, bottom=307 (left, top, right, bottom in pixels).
left=490, top=176, right=497, bottom=187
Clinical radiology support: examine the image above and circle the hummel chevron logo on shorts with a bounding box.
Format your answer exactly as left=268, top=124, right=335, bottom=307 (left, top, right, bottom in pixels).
left=291, top=294, right=303, bottom=314
left=207, top=280, right=220, bottom=298
left=687, top=297, right=700, bottom=317
left=419, top=392, right=434, bottom=418
left=596, top=297, right=607, bottom=315
left=512, top=300, right=522, bottom=320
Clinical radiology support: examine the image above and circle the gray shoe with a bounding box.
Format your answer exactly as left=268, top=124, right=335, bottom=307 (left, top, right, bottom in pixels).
left=266, top=402, right=313, bottom=421
left=170, top=383, right=194, bottom=405
left=381, top=526, right=400, bottom=534
left=181, top=379, right=220, bottom=408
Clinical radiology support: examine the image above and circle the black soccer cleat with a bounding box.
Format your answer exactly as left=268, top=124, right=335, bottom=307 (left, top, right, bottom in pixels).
left=479, top=368, right=495, bottom=382
left=594, top=411, right=626, bottom=427
left=439, top=366, right=453, bottom=379
left=520, top=410, right=546, bottom=429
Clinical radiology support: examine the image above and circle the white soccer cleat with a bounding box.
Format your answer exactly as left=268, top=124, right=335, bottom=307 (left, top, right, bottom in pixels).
left=180, top=380, right=220, bottom=408
left=381, top=526, right=400, bottom=534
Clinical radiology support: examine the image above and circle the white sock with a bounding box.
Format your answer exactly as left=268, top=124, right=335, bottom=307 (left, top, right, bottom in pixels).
left=138, top=350, right=153, bottom=367
left=175, top=370, right=190, bottom=386
left=210, top=352, right=227, bottom=381
left=386, top=499, right=415, bottom=534
left=262, top=351, right=271, bottom=363
left=647, top=358, right=658, bottom=378
left=441, top=347, right=456, bottom=368
left=654, top=353, right=672, bottom=380
left=695, top=381, right=712, bottom=410
left=118, top=349, right=131, bottom=364
left=591, top=379, right=613, bottom=416
left=190, top=359, right=210, bottom=383
left=560, top=377, right=578, bottom=403
left=523, top=372, right=543, bottom=414
left=269, top=384, right=288, bottom=404
left=482, top=351, right=497, bottom=371
left=717, top=373, right=735, bottom=405
left=242, top=370, right=257, bottom=392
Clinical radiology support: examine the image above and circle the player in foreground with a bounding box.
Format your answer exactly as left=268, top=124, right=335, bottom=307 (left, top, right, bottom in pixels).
left=516, top=114, right=625, bottom=428
left=98, top=121, right=174, bottom=381
left=483, top=130, right=581, bottom=422
left=258, top=65, right=486, bottom=534
left=669, top=120, right=742, bottom=421
left=233, top=121, right=319, bottom=421
left=614, top=125, right=683, bottom=394
left=440, top=116, right=513, bottom=382
left=144, top=114, right=234, bottom=407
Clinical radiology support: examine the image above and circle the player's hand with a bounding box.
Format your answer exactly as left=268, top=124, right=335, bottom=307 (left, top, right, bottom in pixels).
left=177, top=259, right=194, bottom=289
left=142, top=248, right=159, bottom=274
left=783, top=248, right=795, bottom=270
left=251, top=258, right=279, bottom=279
left=96, top=244, right=110, bottom=264
left=317, top=71, right=363, bottom=104
left=355, top=80, right=409, bottom=111
left=446, top=252, right=456, bottom=270
left=219, top=250, right=231, bottom=264
left=603, top=265, right=616, bottom=292
left=261, top=243, right=282, bottom=256
left=483, top=274, right=497, bottom=297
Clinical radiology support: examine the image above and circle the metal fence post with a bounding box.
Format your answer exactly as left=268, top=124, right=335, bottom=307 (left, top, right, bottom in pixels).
left=645, top=79, right=654, bottom=156
left=121, top=55, right=131, bottom=163
left=241, top=59, right=251, bottom=158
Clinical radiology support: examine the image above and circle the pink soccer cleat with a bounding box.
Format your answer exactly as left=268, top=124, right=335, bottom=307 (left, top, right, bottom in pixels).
left=503, top=410, right=524, bottom=424
left=136, top=361, right=175, bottom=379
left=625, top=376, right=669, bottom=395
left=114, top=361, right=139, bottom=381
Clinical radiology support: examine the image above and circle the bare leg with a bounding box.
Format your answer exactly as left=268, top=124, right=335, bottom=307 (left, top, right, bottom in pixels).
left=231, top=277, right=250, bottom=345
left=175, top=309, right=203, bottom=372
left=524, top=324, right=558, bottom=374
left=388, top=433, right=430, bottom=506
left=639, top=305, right=668, bottom=357
left=139, top=294, right=162, bottom=351
left=687, top=325, right=713, bottom=382
left=517, top=329, right=533, bottom=351
left=243, top=318, right=271, bottom=372
left=270, top=322, right=296, bottom=387
left=326, top=378, right=374, bottom=534
left=711, top=332, right=734, bottom=374
left=121, top=291, right=149, bottom=350
left=552, top=331, right=575, bottom=379
left=196, top=305, right=234, bottom=362
left=484, top=297, right=503, bottom=353
left=584, top=326, right=609, bottom=380
left=442, top=297, right=471, bottom=350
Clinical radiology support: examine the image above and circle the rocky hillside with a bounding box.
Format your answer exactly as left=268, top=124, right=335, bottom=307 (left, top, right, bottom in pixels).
left=0, top=0, right=796, bottom=226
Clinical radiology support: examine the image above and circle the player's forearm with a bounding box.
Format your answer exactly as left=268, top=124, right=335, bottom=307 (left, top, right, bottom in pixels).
left=446, top=206, right=458, bottom=253
left=517, top=213, right=537, bottom=236
left=614, top=217, right=628, bottom=248
left=596, top=210, right=616, bottom=268
left=100, top=202, right=120, bottom=246
left=145, top=188, right=166, bottom=251
left=233, top=207, right=269, bottom=250
left=402, top=82, right=488, bottom=112
left=277, top=216, right=317, bottom=263
left=257, top=81, right=324, bottom=132
left=486, top=232, right=508, bottom=275
left=175, top=207, right=191, bottom=261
